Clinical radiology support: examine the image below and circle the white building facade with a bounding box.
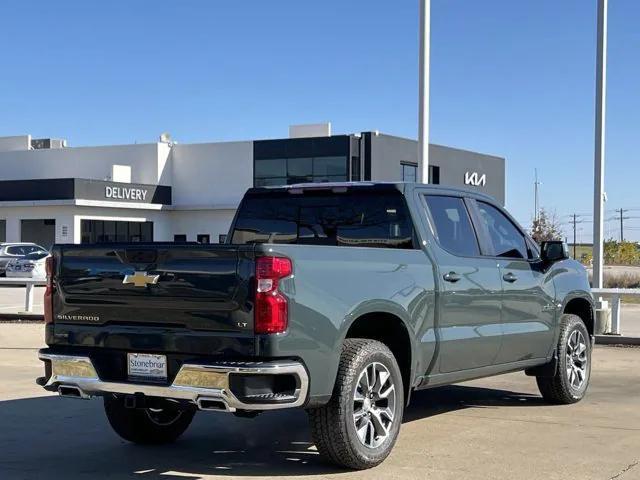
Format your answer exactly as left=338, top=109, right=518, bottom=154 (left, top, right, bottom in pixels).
left=0, top=128, right=505, bottom=248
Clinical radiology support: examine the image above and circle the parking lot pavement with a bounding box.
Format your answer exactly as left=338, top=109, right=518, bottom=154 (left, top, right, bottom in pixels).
left=0, top=285, right=44, bottom=316
left=0, top=326, right=638, bottom=480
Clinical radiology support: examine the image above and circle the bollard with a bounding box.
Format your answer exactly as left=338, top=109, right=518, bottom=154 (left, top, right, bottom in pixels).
left=594, top=299, right=610, bottom=335
left=24, top=283, right=34, bottom=313
left=610, top=295, right=621, bottom=335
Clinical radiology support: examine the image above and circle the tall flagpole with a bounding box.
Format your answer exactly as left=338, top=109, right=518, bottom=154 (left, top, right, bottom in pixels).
left=592, top=0, right=608, bottom=289
left=418, top=0, right=431, bottom=183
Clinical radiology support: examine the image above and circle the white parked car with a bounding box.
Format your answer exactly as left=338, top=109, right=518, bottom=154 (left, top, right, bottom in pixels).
left=5, top=250, right=51, bottom=280
left=0, top=243, right=48, bottom=276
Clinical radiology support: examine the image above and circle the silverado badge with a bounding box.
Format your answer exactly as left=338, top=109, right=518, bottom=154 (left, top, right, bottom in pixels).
left=123, top=271, right=160, bottom=288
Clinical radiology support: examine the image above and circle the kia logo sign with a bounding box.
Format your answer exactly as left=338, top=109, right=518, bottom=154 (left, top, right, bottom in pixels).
left=464, top=172, right=486, bottom=187
left=105, top=186, right=149, bottom=201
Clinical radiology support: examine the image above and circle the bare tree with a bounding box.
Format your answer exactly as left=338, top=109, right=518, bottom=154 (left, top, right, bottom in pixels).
left=531, top=208, right=563, bottom=244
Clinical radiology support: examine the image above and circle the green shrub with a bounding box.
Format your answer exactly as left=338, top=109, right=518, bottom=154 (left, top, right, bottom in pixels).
left=603, top=240, right=640, bottom=266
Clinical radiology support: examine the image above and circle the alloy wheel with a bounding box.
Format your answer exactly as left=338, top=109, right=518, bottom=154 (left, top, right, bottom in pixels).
left=566, top=330, right=588, bottom=390
left=352, top=362, right=396, bottom=449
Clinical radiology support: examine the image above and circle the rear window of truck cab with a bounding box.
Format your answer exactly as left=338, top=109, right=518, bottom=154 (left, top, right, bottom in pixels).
left=231, top=188, right=415, bottom=249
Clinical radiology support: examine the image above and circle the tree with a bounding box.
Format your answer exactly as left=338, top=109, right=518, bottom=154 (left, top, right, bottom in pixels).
left=530, top=208, right=563, bottom=244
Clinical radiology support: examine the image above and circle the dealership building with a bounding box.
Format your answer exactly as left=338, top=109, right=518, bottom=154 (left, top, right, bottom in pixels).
left=0, top=125, right=505, bottom=248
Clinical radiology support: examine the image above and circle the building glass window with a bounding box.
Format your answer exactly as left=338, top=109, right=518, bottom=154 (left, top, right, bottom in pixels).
left=312, top=156, right=346, bottom=181
left=402, top=164, right=440, bottom=184
left=115, top=222, right=128, bottom=242
left=255, top=158, right=286, bottom=178
left=80, top=220, right=153, bottom=244
left=402, top=164, right=417, bottom=182
left=0, top=220, right=5, bottom=243
left=430, top=165, right=441, bottom=184
left=350, top=156, right=361, bottom=181
left=128, top=222, right=142, bottom=242
left=254, top=156, right=348, bottom=187
left=174, top=234, right=187, bottom=243
left=197, top=234, right=210, bottom=244
left=140, top=222, right=153, bottom=243
left=287, top=157, right=313, bottom=184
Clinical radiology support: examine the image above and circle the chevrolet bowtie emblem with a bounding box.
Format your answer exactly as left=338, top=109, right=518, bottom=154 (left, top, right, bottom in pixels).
left=123, top=271, right=160, bottom=288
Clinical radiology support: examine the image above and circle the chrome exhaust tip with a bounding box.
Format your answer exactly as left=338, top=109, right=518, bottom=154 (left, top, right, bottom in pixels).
left=196, top=397, right=232, bottom=412
left=58, top=385, right=88, bottom=399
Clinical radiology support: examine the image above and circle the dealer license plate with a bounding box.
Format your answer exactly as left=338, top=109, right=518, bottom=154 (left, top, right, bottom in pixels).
left=127, top=353, right=167, bottom=381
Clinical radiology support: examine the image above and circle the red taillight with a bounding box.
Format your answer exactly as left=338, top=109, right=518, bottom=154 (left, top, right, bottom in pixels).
left=44, top=256, right=55, bottom=324
left=255, top=256, right=292, bottom=334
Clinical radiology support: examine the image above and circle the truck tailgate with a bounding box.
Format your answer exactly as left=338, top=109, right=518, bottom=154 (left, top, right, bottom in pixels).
left=49, top=244, right=256, bottom=355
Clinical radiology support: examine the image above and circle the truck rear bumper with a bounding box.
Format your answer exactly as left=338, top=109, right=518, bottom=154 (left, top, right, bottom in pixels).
left=38, top=352, right=309, bottom=412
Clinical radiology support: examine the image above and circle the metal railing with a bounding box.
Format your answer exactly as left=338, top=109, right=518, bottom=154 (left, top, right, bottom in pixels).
left=592, top=288, right=640, bottom=335
left=0, top=278, right=46, bottom=313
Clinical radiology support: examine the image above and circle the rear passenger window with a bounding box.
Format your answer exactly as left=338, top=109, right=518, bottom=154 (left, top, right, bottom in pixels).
left=231, top=190, right=415, bottom=249
left=424, top=195, right=480, bottom=257
left=477, top=201, right=529, bottom=259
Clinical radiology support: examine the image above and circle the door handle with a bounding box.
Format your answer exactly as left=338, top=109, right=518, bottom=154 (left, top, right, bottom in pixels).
left=443, top=272, right=461, bottom=283
left=503, top=272, right=518, bottom=283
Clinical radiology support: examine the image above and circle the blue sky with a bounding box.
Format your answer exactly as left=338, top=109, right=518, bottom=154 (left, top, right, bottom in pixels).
left=1, top=0, right=639, bottom=240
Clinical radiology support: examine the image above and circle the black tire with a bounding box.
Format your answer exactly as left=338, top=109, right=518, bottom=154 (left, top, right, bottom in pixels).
left=104, top=395, right=195, bottom=444
left=536, top=314, right=591, bottom=404
left=308, top=339, right=404, bottom=470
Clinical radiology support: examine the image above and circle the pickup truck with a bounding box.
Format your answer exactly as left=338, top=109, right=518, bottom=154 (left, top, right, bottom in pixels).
left=37, top=182, right=594, bottom=470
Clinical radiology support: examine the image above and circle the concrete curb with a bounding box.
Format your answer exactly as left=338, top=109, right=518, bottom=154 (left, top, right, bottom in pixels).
left=0, top=313, right=44, bottom=323
left=596, top=335, right=640, bottom=346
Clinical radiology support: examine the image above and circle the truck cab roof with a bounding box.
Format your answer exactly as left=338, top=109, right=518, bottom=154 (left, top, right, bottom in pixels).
left=247, top=181, right=498, bottom=204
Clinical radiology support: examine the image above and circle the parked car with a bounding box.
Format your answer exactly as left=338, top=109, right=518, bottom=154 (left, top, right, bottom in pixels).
left=37, top=183, right=594, bottom=470
left=5, top=250, right=51, bottom=279
left=0, top=243, right=48, bottom=276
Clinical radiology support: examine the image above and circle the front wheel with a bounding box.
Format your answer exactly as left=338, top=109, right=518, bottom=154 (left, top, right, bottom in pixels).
left=308, top=339, right=404, bottom=470
left=536, top=314, right=592, bottom=404
left=104, top=395, right=195, bottom=444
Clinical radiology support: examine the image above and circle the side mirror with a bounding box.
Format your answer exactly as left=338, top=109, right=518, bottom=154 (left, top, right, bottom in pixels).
left=541, top=241, right=569, bottom=264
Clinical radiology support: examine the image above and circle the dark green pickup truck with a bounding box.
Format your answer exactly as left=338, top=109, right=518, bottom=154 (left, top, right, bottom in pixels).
left=38, top=182, right=594, bottom=469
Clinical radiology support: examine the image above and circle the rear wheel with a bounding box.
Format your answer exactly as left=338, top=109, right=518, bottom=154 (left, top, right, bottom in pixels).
left=536, top=314, right=591, bottom=404
left=308, top=339, right=404, bottom=470
left=104, top=395, right=195, bottom=444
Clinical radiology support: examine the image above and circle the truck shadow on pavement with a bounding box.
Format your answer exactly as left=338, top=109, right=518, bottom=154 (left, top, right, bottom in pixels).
left=0, top=385, right=544, bottom=479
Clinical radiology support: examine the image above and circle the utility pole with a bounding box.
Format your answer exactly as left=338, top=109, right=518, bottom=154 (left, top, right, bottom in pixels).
left=592, top=0, right=608, bottom=289
left=572, top=214, right=578, bottom=258
left=619, top=208, right=624, bottom=241
left=417, top=0, right=431, bottom=183
left=618, top=208, right=629, bottom=242
left=570, top=214, right=582, bottom=259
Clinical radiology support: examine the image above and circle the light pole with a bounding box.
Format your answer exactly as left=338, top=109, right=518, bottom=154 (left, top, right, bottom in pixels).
left=592, top=0, right=608, bottom=289
left=534, top=168, right=542, bottom=222
left=418, top=0, right=431, bottom=183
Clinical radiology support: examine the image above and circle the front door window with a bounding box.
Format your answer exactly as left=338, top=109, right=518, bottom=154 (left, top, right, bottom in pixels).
left=476, top=201, right=529, bottom=259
